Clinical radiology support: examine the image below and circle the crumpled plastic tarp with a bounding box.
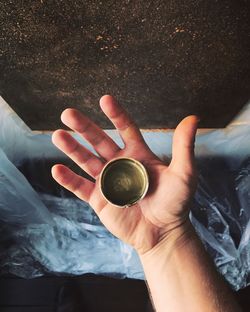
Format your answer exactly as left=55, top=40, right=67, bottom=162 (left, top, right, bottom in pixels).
left=0, top=96, right=249, bottom=290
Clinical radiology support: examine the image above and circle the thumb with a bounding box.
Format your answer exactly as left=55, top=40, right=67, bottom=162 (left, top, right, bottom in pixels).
left=170, top=115, right=199, bottom=177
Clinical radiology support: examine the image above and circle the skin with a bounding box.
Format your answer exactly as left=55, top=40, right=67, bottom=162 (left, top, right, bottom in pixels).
left=51, top=95, right=198, bottom=254
left=51, top=95, right=241, bottom=312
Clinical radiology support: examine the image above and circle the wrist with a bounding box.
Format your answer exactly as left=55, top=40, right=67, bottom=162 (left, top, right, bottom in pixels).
left=139, top=219, right=196, bottom=262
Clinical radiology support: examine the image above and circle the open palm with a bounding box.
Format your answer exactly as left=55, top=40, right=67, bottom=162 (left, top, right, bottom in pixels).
left=52, top=95, right=198, bottom=254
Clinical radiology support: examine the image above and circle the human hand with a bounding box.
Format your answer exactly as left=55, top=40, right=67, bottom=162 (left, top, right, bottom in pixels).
left=51, top=95, right=199, bottom=255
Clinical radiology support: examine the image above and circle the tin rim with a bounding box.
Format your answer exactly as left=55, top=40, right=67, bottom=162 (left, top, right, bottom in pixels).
left=99, top=157, right=149, bottom=208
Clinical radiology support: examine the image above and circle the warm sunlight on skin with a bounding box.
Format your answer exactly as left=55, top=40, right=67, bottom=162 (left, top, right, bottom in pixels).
left=51, top=95, right=198, bottom=255
left=51, top=95, right=241, bottom=312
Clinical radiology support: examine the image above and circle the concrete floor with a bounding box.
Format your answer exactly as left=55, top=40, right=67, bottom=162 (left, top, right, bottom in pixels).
left=0, top=0, right=250, bottom=130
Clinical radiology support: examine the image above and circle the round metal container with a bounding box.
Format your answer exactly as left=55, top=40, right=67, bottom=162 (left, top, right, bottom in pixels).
left=99, top=157, right=149, bottom=208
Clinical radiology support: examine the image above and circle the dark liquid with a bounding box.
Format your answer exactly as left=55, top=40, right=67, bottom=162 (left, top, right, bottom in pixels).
left=101, top=159, right=147, bottom=206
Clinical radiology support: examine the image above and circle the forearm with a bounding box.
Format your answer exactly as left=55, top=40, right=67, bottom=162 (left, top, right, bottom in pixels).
left=139, top=221, right=241, bottom=312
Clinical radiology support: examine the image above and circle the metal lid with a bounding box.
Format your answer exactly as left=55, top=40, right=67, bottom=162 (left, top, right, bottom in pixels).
left=99, top=157, right=149, bottom=208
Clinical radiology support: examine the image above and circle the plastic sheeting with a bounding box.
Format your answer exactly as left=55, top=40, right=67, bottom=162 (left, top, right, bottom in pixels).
left=0, top=96, right=249, bottom=290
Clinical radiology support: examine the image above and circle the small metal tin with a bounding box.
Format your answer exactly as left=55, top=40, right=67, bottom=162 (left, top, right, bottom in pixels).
left=99, top=157, right=149, bottom=208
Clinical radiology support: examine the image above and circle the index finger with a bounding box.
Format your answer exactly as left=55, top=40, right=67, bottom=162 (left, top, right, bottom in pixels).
left=99, top=95, right=145, bottom=146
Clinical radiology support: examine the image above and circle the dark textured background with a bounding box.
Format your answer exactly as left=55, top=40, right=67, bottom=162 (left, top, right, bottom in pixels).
left=1, top=0, right=250, bottom=130
left=0, top=0, right=250, bottom=130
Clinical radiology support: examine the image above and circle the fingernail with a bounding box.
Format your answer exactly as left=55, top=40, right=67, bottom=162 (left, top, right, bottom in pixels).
left=196, top=116, right=201, bottom=123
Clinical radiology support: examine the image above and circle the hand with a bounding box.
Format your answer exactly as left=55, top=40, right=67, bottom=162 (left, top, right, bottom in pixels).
left=51, top=95, right=199, bottom=255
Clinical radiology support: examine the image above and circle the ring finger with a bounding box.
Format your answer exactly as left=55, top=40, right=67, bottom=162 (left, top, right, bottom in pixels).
left=52, top=129, right=104, bottom=178
left=61, top=108, right=121, bottom=161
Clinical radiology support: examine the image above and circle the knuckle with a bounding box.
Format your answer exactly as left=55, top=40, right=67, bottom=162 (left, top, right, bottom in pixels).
left=70, top=176, right=82, bottom=193
left=68, top=141, right=79, bottom=156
